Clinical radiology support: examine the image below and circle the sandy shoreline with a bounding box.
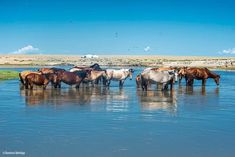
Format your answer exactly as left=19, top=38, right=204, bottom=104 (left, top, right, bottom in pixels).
left=0, top=54, right=235, bottom=70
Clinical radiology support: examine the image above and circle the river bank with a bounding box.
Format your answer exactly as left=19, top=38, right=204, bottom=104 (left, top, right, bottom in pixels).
left=0, top=54, right=235, bottom=70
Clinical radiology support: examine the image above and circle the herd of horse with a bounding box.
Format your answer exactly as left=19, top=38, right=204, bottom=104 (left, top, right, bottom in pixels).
left=18, top=63, right=221, bottom=91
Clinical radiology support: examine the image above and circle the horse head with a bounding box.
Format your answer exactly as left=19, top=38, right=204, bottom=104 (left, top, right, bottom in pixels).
left=214, top=75, right=220, bottom=86
left=127, top=69, right=134, bottom=80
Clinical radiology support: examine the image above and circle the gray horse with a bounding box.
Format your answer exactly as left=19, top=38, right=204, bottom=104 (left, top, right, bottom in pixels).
left=105, top=68, right=134, bottom=87
left=141, top=70, right=175, bottom=91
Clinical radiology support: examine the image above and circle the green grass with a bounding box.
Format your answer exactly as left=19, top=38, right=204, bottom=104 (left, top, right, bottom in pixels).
left=0, top=70, right=19, bottom=80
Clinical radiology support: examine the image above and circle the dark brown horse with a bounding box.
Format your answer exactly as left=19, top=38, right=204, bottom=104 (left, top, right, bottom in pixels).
left=181, top=67, right=220, bottom=86
left=69, top=63, right=103, bottom=84
left=25, top=73, right=57, bottom=89
left=58, top=70, right=88, bottom=88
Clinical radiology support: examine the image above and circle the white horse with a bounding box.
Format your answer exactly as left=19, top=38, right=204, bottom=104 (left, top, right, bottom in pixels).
left=105, top=68, right=134, bottom=87
left=141, top=69, right=175, bottom=91
left=143, top=67, right=178, bottom=82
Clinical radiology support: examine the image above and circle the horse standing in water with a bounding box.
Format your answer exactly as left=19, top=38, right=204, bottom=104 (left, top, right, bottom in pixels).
left=82, top=70, right=107, bottom=86
left=105, top=69, right=134, bottom=87
left=185, top=68, right=220, bottom=86
left=19, top=71, right=42, bottom=85
left=150, top=67, right=179, bottom=82
left=140, top=69, right=175, bottom=91
left=69, top=63, right=103, bottom=84
left=57, top=70, right=89, bottom=88
left=25, top=73, right=59, bottom=89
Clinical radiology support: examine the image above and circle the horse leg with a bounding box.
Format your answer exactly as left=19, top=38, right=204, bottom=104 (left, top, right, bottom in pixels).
left=143, top=83, right=148, bottom=91
left=202, top=79, right=206, bottom=86
left=121, top=80, right=125, bottom=86
left=43, top=85, right=47, bottom=90
left=75, top=83, right=80, bottom=89
left=91, top=81, right=95, bottom=87
left=141, top=81, right=147, bottom=91
left=162, top=83, right=166, bottom=91
left=103, top=77, right=107, bottom=85
left=188, top=78, right=194, bottom=86
left=179, top=75, right=182, bottom=84
left=191, top=79, right=194, bottom=86
left=170, top=82, right=173, bottom=90
left=29, top=83, right=33, bottom=90
left=58, top=82, right=61, bottom=88
left=119, top=80, right=122, bottom=87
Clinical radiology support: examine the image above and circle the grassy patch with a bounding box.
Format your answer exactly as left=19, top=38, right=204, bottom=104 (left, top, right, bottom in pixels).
left=0, top=70, right=19, bottom=80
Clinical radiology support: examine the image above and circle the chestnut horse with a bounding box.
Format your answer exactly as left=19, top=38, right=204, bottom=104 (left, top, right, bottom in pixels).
left=179, top=67, right=220, bottom=86
left=19, top=71, right=42, bottom=85
left=25, top=73, right=58, bottom=89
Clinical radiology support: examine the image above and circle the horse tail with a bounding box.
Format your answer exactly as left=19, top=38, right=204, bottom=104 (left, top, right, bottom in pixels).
left=19, top=72, right=25, bottom=85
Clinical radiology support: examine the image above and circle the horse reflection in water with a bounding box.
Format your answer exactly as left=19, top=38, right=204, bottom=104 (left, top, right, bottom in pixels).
left=20, top=87, right=130, bottom=112
left=137, top=90, right=177, bottom=113
left=20, top=87, right=103, bottom=106
left=184, top=85, right=219, bottom=96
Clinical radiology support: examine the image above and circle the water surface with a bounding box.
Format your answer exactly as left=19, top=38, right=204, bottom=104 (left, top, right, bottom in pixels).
left=0, top=67, right=235, bottom=157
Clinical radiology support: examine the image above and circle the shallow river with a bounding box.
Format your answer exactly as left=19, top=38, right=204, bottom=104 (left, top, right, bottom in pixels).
left=0, top=67, right=235, bottom=157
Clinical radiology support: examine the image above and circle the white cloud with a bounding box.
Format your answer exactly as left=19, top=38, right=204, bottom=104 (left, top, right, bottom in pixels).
left=144, top=46, right=151, bottom=52
left=219, top=48, right=235, bottom=55
left=12, top=45, right=39, bottom=54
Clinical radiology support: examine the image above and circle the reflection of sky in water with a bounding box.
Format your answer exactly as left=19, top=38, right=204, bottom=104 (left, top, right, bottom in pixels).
left=0, top=68, right=235, bottom=157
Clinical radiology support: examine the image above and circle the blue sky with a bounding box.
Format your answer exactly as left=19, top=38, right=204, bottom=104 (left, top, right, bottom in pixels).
left=0, top=0, right=235, bottom=56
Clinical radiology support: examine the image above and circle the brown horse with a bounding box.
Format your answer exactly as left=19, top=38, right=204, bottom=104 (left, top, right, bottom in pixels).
left=178, top=67, right=188, bottom=84
left=69, top=64, right=104, bottom=84
left=180, top=67, right=220, bottom=86
left=25, top=73, right=56, bottom=89
left=19, top=71, right=42, bottom=85
left=58, top=70, right=88, bottom=88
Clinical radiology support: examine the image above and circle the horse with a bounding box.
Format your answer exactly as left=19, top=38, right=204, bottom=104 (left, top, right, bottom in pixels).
left=183, top=67, right=220, bottom=86
left=105, top=68, right=134, bottom=87
left=82, top=70, right=107, bottom=86
left=19, top=71, right=42, bottom=85
left=25, top=73, right=58, bottom=89
left=38, top=67, right=65, bottom=74
left=141, top=69, right=175, bottom=91
left=178, top=67, right=188, bottom=84
left=69, top=63, right=103, bottom=84
left=58, top=70, right=88, bottom=88
left=151, top=67, right=179, bottom=82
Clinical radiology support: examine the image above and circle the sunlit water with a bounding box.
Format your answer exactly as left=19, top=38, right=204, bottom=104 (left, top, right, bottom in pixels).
left=0, top=67, right=235, bottom=157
